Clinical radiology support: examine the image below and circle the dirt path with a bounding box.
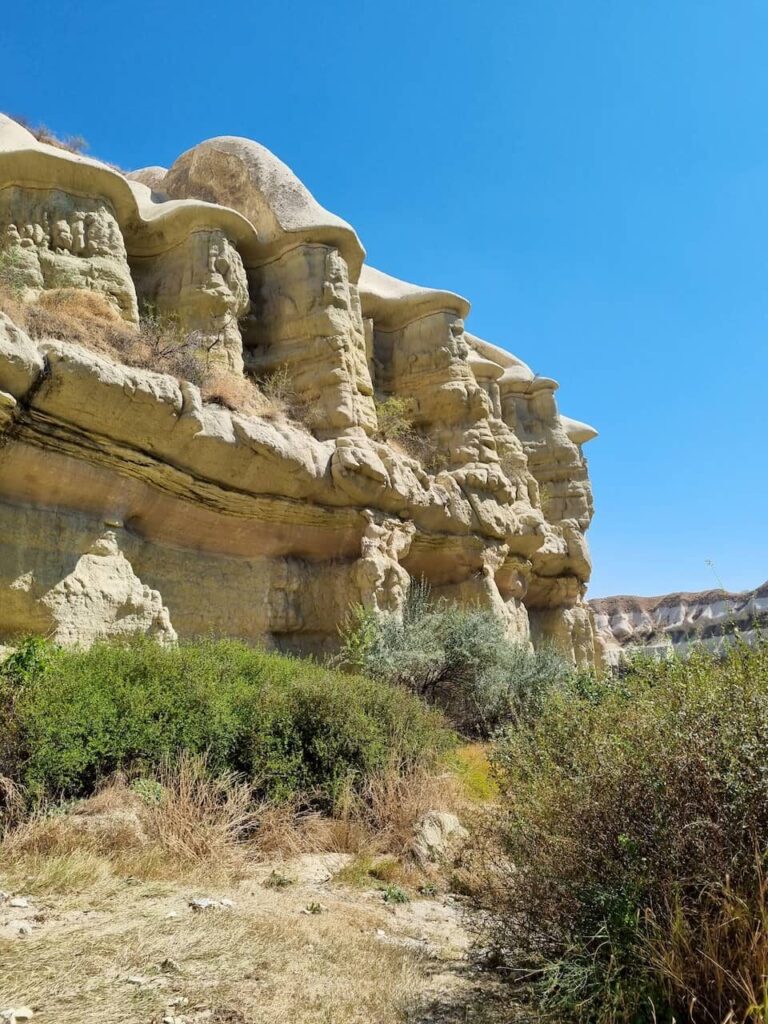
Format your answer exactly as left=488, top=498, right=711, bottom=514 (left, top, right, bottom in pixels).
left=0, top=852, right=517, bottom=1024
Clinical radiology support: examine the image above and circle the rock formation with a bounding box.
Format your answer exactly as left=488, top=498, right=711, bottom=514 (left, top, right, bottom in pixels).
left=0, top=115, right=601, bottom=664
left=591, top=581, right=768, bottom=665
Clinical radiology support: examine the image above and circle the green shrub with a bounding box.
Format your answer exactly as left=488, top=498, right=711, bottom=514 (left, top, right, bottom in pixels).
left=372, top=397, right=450, bottom=471
left=383, top=883, right=410, bottom=904
left=374, top=396, right=414, bottom=443
left=129, top=777, right=164, bottom=805
left=339, top=583, right=572, bottom=735
left=0, top=247, right=32, bottom=296
left=0, top=637, right=452, bottom=808
left=488, top=639, right=768, bottom=1023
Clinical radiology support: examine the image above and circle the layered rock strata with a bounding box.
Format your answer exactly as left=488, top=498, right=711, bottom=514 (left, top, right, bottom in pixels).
left=0, top=115, right=601, bottom=664
left=592, top=582, right=768, bottom=665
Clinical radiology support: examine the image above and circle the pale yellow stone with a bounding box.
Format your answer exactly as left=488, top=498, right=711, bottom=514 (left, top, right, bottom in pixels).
left=0, top=114, right=600, bottom=665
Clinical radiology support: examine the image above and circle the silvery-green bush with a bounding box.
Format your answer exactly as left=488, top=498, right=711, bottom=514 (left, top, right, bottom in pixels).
left=340, top=582, right=572, bottom=735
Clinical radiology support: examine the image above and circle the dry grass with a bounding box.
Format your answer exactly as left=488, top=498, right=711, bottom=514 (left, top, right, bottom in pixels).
left=144, top=756, right=259, bottom=868
left=201, top=369, right=281, bottom=419
left=353, top=764, right=462, bottom=857
left=249, top=802, right=372, bottom=858
left=3, top=756, right=260, bottom=885
left=2, top=757, right=463, bottom=887
left=643, top=867, right=768, bottom=1023
left=0, top=875, right=422, bottom=1024
left=0, top=285, right=188, bottom=369
left=255, top=364, right=323, bottom=428
left=257, top=764, right=461, bottom=858
left=9, top=115, right=89, bottom=155
left=0, top=755, right=473, bottom=1021
left=0, top=284, right=318, bottom=429
left=8, top=114, right=125, bottom=171
left=203, top=762, right=462, bottom=870
left=0, top=773, right=26, bottom=831
left=0, top=286, right=125, bottom=352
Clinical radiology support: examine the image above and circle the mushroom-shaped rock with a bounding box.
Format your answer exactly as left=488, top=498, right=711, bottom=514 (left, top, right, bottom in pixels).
left=466, top=334, right=521, bottom=369
left=162, top=136, right=365, bottom=276
left=498, top=363, right=559, bottom=394
left=359, top=265, right=470, bottom=329
left=560, top=414, right=598, bottom=445
left=0, top=115, right=260, bottom=264
left=467, top=347, right=504, bottom=381
left=126, top=165, right=168, bottom=196
left=467, top=335, right=559, bottom=393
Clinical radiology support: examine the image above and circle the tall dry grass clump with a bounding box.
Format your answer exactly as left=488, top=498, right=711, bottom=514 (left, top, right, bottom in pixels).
left=140, top=754, right=259, bottom=867
left=247, top=762, right=461, bottom=860
left=9, top=114, right=89, bottom=154
left=352, top=763, right=462, bottom=856
left=645, top=868, right=768, bottom=1023
left=1, top=757, right=462, bottom=889
left=2, top=755, right=259, bottom=883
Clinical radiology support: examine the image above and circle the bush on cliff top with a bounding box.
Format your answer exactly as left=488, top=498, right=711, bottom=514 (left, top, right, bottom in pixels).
left=0, top=637, right=453, bottom=808
left=487, top=638, right=768, bottom=1024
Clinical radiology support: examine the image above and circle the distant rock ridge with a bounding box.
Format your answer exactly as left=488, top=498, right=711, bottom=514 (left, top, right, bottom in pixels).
left=591, top=581, right=768, bottom=665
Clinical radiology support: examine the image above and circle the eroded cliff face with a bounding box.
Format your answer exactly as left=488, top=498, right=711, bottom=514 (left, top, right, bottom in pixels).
left=591, top=582, right=768, bottom=665
left=0, top=116, right=601, bottom=665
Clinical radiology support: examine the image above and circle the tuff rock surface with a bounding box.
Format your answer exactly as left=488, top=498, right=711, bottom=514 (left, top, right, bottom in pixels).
left=591, top=581, right=768, bottom=665
left=0, top=115, right=600, bottom=665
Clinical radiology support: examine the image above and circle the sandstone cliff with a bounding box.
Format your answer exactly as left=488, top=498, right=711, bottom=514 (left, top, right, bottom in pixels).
left=0, top=115, right=600, bottom=665
left=591, top=581, right=768, bottom=665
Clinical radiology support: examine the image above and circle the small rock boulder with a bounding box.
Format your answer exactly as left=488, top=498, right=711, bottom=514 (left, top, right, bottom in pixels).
left=0, top=1009, right=34, bottom=1023
left=411, top=811, right=468, bottom=867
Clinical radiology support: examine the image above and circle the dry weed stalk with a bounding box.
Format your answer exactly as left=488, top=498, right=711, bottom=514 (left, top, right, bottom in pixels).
left=643, top=861, right=768, bottom=1024
left=1, top=756, right=463, bottom=886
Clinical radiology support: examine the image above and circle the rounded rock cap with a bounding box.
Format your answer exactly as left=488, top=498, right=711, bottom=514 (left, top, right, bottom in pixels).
left=560, top=415, right=599, bottom=444
left=0, top=114, right=260, bottom=262
left=126, top=166, right=169, bottom=196
left=466, top=334, right=559, bottom=392
left=467, top=348, right=504, bottom=380
left=162, top=136, right=366, bottom=276
left=359, top=265, right=470, bottom=330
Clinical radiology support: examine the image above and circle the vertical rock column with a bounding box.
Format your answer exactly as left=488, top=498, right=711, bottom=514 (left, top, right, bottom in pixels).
left=498, top=362, right=599, bottom=667
left=130, top=229, right=250, bottom=374
left=242, top=244, right=377, bottom=436
left=0, top=186, right=139, bottom=321
left=160, top=136, right=378, bottom=437
left=361, top=268, right=541, bottom=642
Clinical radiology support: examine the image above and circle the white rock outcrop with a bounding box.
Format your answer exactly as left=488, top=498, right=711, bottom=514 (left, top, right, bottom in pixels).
left=591, top=581, right=768, bottom=665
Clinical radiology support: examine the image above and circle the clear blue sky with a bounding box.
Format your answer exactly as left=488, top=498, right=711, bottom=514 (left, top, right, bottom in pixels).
left=3, top=0, right=766, bottom=597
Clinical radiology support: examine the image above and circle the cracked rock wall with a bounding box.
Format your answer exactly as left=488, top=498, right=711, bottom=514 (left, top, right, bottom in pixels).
left=0, top=115, right=601, bottom=666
